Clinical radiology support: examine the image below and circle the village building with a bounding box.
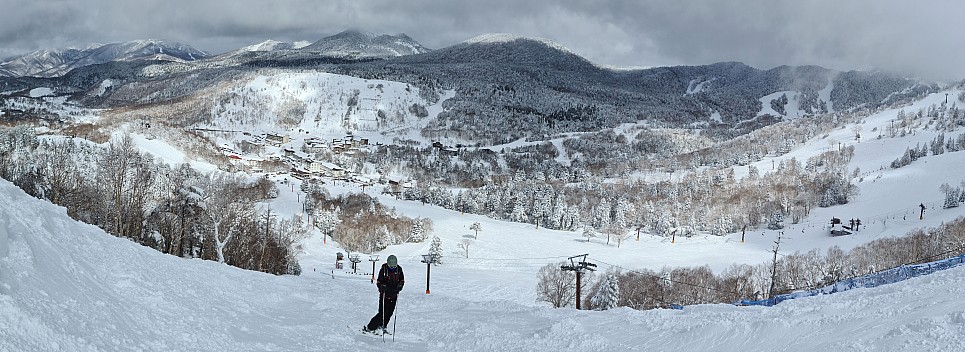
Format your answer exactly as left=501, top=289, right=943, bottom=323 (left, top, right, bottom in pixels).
left=320, top=162, right=346, bottom=178
left=265, top=133, right=290, bottom=147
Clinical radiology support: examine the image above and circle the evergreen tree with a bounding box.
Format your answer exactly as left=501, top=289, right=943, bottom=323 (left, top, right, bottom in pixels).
left=712, top=216, right=733, bottom=236
left=563, top=206, right=582, bottom=231
left=592, top=198, right=611, bottom=229
left=509, top=197, right=529, bottom=223
left=408, top=217, right=426, bottom=242
left=548, top=192, right=567, bottom=229
left=428, top=236, right=444, bottom=265
left=654, top=211, right=676, bottom=237
left=767, top=211, right=785, bottom=230
left=531, top=190, right=551, bottom=227
left=613, top=197, right=630, bottom=230
left=941, top=183, right=962, bottom=209
left=590, top=272, right=620, bottom=310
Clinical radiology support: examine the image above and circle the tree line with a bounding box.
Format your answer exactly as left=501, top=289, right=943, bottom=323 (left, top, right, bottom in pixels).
left=0, top=126, right=302, bottom=275
left=399, top=145, right=856, bottom=241
left=538, top=217, right=965, bottom=310
left=301, top=178, right=432, bottom=254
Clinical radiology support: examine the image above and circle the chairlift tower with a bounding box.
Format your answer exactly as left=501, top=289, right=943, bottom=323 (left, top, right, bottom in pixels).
left=369, top=255, right=380, bottom=283
left=421, top=254, right=437, bottom=294
left=560, top=254, right=596, bottom=309
left=349, top=254, right=361, bottom=274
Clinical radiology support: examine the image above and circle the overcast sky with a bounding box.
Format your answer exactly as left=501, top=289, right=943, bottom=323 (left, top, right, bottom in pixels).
left=2, top=0, right=963, bottom=79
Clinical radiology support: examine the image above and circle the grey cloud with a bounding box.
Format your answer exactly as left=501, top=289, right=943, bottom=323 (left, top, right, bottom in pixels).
left=0, top=0, right=962, bottom=79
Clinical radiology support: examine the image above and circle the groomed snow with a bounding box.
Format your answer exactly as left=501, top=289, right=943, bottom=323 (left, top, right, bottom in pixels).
left=127, top=133, right=219, bottom=173
left=1, top=178, right=964, bottom=351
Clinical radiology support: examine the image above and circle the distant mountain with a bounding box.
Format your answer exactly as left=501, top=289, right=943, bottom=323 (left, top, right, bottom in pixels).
left=1, top=31, right=934, bottom=147
left=299, top=29, right=429, bottom=58
left=342, top=37, right=930, bottom=143
left=0, top=40, right=209, bottom=78
left=239, top=39, right=311, bottom=52
left=391, top=33, right=598, bottom=74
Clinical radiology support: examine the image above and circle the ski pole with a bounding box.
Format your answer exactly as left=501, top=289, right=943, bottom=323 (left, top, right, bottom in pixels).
left=392, top=298, right=397, bottom=342
left=381, top=292, right=386, bottom=343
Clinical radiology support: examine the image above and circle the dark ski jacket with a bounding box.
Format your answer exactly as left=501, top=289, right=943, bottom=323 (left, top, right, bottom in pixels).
left=377, top=263, right=404, bottom=296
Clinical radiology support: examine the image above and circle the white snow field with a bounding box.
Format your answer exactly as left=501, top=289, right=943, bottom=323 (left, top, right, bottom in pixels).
left=3, top=89, right=965, bottom=351
left=2, top=174, right=965, bottom=352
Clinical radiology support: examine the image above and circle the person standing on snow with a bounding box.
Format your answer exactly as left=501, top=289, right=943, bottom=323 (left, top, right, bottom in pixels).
left=364, top=255, right=404, bottom=333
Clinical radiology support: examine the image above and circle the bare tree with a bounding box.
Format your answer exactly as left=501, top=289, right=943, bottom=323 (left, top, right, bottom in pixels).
left=201, top=172, right=255, bottom=264
left=536, top=262, right=576, bottom=308
left=458, top=238, right=473, bottom=258
left=614, top=229, right=632, bottom=248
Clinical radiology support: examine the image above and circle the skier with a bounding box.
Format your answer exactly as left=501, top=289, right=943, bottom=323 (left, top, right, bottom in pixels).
left=364, top=255, right=405, bottom=334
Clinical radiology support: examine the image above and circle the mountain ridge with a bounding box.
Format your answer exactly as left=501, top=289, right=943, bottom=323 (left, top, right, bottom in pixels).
left=0, top=39, right=209, bottom=78
left=299, top=29, right=430, bottom=58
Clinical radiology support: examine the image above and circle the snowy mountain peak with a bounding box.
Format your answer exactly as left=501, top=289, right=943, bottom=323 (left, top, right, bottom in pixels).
left=299, top=30, right=430, bottom=58
left=329, top=29, right=377, bottom=40
left=241, top=39, right=299, bottom=52
left=110, top=39, right=209, bottom=60
left=465, top=33, right=574, bottom=54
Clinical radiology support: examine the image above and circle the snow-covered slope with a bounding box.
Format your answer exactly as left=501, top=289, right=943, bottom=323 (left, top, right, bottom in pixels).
left=203, top=71, right=452, bottom=145
left=1, top=177, right=964, bottom=351
left=464, top=33, right=574, bottom=55
left=240, top=39, right=310, bottom=52
left=299, top=30, right=429, bottom=58
left=0, top=40, right=208, bottom=78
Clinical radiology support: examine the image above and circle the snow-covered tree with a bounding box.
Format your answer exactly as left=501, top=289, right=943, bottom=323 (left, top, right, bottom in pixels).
left=408, top=217, right=426, bottom=242
left=469, top=221, right=482, bottom=239
left=819, top=173, right=855, bottom=207
left=767, top=211, right=785, bottom=230
left=562, top=206, right=582, bottom=231
left=654, top=211, right=676, bottom=237
left=428, top=236, right=443, bottom=265
left=591, top=198, right=611, bottom=229
left=548, top=192, right=567, bottom=229
left=314, top=207, right=341, bottom=238
left=582, top=226, right=596, bottom=242
left=509, top=197, right=529, bottom=223
left=941, top=183, right=962, bottom=209
left=711, top=216, right=733, bottom=236
left=200, top=172, right=254, bottom=264
left=531, top=190, right=551, bottom=227
left=613, top=197, right=631, bottom=230
left=374, top=225, right=394, bottom=251
left=590, top=272, right=621, bottom=310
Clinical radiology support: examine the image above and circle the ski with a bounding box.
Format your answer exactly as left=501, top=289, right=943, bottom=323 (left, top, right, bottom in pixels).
left=350, top=324, right=424, bottom=344
left=354, top=325, right=385, bottom=338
